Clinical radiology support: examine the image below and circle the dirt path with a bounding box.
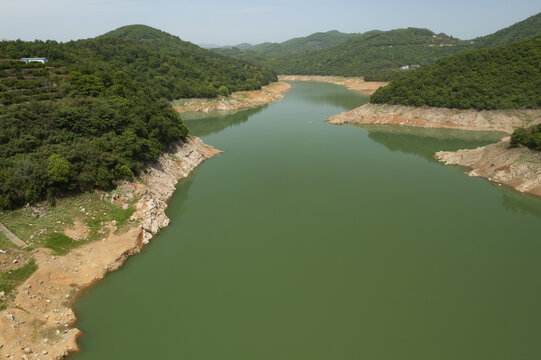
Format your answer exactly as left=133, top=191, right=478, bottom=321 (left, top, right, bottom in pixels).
left=0, top=222, right=27, bottom=247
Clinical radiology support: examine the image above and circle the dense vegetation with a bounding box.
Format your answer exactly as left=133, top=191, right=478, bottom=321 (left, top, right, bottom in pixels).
left=214, top=13, right=540, bottom=81
left=215, top=30, right=359, bottom=57
left=472, top=12, right=541, bottom=49
left=0, top=25, right=277, bottom=209
left=268, top=28, right=471, bottom=80
left=370, top=36, right=541, bottom=110
left=215, top=28, right=471, bottom=81
left=511, top=124, right=541, bottom=150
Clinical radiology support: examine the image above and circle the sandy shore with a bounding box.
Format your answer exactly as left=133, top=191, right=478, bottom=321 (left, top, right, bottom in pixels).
left=278, top=75, right=388, bottom=95
left=328, top=103, right=541, bottom=134
left=172, top=81, right=291, bottom=114
left=0, top=137, right=221, bottom=359
left=435, top=138, right=541, bottom=197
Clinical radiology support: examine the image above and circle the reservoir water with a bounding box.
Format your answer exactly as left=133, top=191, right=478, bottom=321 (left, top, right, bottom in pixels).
left=73, top=82, right=541, bottom=360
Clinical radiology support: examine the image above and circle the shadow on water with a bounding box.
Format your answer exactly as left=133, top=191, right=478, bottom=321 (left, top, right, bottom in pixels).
left=498, top=185, right=541, bottom=220
left=181, top=106, right=267, bottom=137
left=356, top=124, right=506, bottom=163
left=165, top=167, right=200, bottom=219
left=357, top=124, right=541, bottom=220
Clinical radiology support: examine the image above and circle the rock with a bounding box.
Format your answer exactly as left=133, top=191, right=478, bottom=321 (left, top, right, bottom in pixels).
left=31, top=206, right=48, bottom=218
left=24, top=347, right=32, bottom=353
left=5, top=313, right=14, bottom=321
left=42, top=350, right=48, bottom=355
left=0, top=291, right=5, bottom=297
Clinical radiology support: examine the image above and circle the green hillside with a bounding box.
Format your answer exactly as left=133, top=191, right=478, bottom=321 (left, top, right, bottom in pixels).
left=0, top=25, right=277, bottom=209
left=214, top=13, right=541, bottom=81
left=370, top=36, right=541, bottom=110
left=472, top=12, right=541, bottom=48
left=215, top=30, right=358, bottom=57
left=266, top=28, right=471, bottom=80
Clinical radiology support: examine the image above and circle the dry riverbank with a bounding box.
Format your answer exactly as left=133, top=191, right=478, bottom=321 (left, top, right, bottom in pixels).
left=328, top=104, right=541, bottom=134
left=328, top=103, right=541, bottom=197
left=435, top=138, right=541, bottom=197
left=278, top=75, right=388, bottom=95
left=172, top=81, right=290, bottom=114
left=0, top=137, right=221, bottom=359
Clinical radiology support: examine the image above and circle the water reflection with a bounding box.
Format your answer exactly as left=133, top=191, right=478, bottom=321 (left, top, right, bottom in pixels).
left=285, top=81, right=369, bottom=110
left=358, top=124, right=505, bottom=162
left=498, top=185, right=541, bottom=220
left=357, top=124, right=541, bottom=220
left=182, top=106, right=266, bottom=137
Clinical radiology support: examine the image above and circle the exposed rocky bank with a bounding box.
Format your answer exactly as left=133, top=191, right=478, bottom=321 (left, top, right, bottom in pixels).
left=0, top=137, right=221, bottom=360
left=278, top=75, right=388, bottom=95
left=435, top=138, right=541, bottom=197
left=172, top=81, right=290, bottom=114
left=328, top=104, right=541, bottom=133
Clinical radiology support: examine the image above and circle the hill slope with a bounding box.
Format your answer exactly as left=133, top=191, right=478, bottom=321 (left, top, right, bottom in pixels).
left=370, top=36, right=541, bottom=110
left=215, top=13, right=541, bottom=81
left=266, top=28, right=471, bottom=80
left=472, top=12, right=541, bottom=48
left=0, top=25, right=277, bottom=209
left=215, top=30, right=359, bottom=57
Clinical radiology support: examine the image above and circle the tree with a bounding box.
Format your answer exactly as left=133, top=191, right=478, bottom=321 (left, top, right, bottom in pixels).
left=47, top=154, right=70, bottom=184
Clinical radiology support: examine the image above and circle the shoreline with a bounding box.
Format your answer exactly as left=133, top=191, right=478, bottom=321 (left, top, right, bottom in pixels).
left=278, top=75, right=388, bottom=95
left=172, top=81, right=291, bottom=114
left=328, top=103, right=541, bottom=197
left=327, top=103, right=541, bottom=134
left=0, top=137, right=221, bottom=359
left=435, top=138, right=541, bottom=197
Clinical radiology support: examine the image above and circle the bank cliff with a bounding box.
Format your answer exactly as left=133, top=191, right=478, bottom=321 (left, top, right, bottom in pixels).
left=0, top=137, right=221, bottom=360
left=328, top=104, right=541, bottom=133
left=172, top=81, right=291, bottom=114
left=435, top=138, right=541, bottom=197
left=278, top=75, right=388, bottom=95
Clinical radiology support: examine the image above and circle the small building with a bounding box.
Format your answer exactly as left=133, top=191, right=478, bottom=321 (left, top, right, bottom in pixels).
left=20, top=58, right=48, bottom=64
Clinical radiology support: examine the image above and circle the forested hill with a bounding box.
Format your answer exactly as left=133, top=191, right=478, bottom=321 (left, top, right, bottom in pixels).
left=214, top=12, right=541, bottom=81
left=370, top=36, right=541, bottom=110
left=472, top=12, right=541, bottom=49
left=259, top=28, right=471, bottom=80
left=216, top=30, right=359, bottom=57
left=0, top=25, right=276, bottom=209
left=1, top=24, right=276, bottom=99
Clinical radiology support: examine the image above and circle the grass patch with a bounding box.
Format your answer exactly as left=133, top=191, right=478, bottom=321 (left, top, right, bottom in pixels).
left=0, top=259, right=38, bottom=310
left=0, top=191, right=139, bottom=250
left=42, top=233, right=77, bottom=255
left=0, top=232, right=15, bottom=250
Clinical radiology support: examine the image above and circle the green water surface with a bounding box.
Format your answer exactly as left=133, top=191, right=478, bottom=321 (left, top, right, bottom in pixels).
left=73, top=82, right=541, bottom=360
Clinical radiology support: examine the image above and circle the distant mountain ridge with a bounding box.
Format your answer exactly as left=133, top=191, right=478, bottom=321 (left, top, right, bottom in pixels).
left=213, top=12, right=541, bottom=81
left=471, top=12, right=541, bottom=48
left=215, top=30, right=359, bottom=57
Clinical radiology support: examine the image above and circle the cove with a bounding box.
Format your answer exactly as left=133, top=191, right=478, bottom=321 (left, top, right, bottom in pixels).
left=73, top=82, right=541, bottom=360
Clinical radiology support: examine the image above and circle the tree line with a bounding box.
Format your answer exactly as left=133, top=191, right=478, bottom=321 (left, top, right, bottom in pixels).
left=0, top=25, right=277, bottom=209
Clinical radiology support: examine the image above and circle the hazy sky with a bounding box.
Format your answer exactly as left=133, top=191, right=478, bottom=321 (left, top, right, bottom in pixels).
left=0, top=0, right=539, bottom=45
